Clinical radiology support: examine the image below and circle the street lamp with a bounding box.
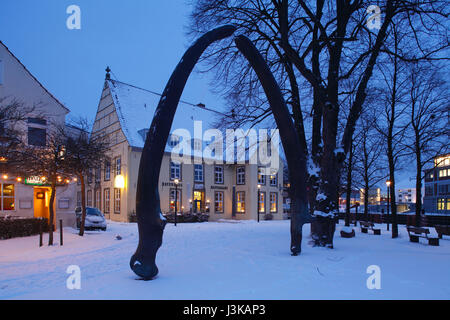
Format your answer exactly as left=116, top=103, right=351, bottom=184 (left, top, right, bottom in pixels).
left=257, top=184, right=261, bottom=222
left=174, top=179, right=179, bottom=226
left=386, top=180, right=391, bottom=231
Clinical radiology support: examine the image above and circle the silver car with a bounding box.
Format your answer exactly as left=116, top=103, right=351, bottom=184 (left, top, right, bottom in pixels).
left=75, top=207, right=107, bottom=231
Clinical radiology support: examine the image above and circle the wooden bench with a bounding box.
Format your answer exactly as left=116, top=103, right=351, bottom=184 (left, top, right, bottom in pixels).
left=360, top=221, right=381, bottom=235
left=406, top=226, right=439, bottom=246
left=434, top=225, right=450, bottom=239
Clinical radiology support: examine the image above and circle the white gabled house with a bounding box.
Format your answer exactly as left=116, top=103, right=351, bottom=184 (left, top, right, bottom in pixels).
left=88, top=70, right=285, bottom=222
left=0, top=40, right=78, bottom=227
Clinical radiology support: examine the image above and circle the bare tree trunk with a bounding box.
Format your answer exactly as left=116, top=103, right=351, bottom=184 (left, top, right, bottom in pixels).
left=364, top=183, right=369, bottom=222
left=415, top=136, right=422, bottom=227
left=345, top=141, right=354, bottom=227
left=387, top=134, right=398, bottom=238
left=79, top=173, right=87, bottom=236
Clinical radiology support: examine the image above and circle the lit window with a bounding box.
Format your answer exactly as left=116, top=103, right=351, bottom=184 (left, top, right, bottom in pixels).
left=270, top=173, right=278, bottom=186
left=114, top=188, right=121, bottom=213
left=215, top=191, right=224, bottom=213
left=169, top=189, right=181, bottom=213
left=258, top=191, right=266, bottom=213
left=236, top=191, right=245, bottom=213
left=2, top=184, right=14, bottom=211
left=270, top=192, right=278, bottom=213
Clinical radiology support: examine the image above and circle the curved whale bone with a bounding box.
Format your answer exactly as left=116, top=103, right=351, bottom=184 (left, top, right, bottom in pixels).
left=130, top=25, right=236, bottom=280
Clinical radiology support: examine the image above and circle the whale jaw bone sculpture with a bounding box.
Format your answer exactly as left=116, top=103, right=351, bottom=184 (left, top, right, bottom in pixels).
left=130, top=25, right=236, bottom=280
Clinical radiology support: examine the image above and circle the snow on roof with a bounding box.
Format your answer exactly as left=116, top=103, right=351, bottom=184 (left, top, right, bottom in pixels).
left=107, top=79, right=219, bottom=149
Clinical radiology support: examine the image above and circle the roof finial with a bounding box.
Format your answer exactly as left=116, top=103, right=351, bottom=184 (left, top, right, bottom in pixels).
left=105, top=66, right=111, bottom=80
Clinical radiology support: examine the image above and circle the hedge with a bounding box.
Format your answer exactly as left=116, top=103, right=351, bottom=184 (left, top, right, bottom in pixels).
left=0, top=217, right=49, bottom=240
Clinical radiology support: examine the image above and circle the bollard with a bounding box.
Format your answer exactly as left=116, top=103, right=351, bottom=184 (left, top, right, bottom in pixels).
left=39, top=218, right=43, bottom=247
left=60, top=219, right=63, bottom=246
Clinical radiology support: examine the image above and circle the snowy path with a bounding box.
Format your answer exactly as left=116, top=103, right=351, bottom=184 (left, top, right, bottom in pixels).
left=0, top=220, right=449, bottom=299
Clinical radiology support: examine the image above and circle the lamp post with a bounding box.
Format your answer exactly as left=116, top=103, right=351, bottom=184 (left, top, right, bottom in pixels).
left=174, top=179, right=179, bottom=226
left=257, top=184, right=261, bottom=222
left=386, top=180, right=391, bottom=231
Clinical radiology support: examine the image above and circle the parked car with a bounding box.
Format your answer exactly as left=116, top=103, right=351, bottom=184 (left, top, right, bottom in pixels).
left=75, top=207, right=107, bottom=231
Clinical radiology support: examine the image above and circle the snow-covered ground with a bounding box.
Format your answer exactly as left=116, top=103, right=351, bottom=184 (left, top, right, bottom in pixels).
left=0, top=220, right=449, bottom=300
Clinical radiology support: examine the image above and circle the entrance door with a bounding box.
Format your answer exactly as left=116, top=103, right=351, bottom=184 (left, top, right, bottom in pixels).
left=193, top=190, right=204, bottom=213
left=33, top=187, right=55, bottom=227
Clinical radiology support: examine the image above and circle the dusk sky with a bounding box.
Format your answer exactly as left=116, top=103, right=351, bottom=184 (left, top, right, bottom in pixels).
left=0, top=0, right=225, bottom=121
left=0, top=0, right=420, bottom=188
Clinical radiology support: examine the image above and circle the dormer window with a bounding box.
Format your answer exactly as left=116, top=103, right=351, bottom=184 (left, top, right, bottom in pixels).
left=138, top=129, right=149, bottom=142
left=193, top=139, right=202, bottom=152
left=168, top=134, right=180, bottom=147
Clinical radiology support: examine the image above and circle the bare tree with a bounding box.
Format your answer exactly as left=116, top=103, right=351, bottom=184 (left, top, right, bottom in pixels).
left=0, top=98, right=35, bottom=174
left=402, top=64, right=449, bottom=226
left=354, top=110, right=387, bottom=222
left=188, top=0, right=449, bottom=246
left=63, top=118, right=109, bottom=236
left=18, top=126, right=69, bottom=245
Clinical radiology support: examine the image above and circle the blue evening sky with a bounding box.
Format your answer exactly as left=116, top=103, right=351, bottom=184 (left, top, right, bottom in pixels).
left=0, top=0, right=225, bottom=121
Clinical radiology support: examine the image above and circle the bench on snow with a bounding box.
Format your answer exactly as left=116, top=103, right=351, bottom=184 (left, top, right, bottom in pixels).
left=434, top=225, right=450, bottom=239
left=360, top=221, right=381, bottom=235
left=406, top=226, right=439, bottom=246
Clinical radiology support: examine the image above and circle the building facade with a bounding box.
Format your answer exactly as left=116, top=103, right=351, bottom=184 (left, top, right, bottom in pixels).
left=424, top=154, right=450, bottom=214
left=0, top=41, right=78, bottom=226
left=397, top=188, right=416, bottom=204
left=87, top=75, right=285, bottom=222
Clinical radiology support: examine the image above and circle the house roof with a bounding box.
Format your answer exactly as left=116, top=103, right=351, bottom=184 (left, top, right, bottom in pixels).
left=107, top=79, right=221, bottom=149
left=0, top=40, right=70, bottom=114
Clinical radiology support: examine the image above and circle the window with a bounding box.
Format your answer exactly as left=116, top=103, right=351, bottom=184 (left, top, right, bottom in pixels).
left=236, top=191, right=245, bottom=213
left=258, top=191, right=266, bottom=213
left=194, top=164, right=204, bottom=182
left=87, top=190, right=92, bottom=207
left=114, top=188, right=121, bottom=213
left=270, top=173, right=278, bottom=186
left=236, top=166, right=245, bottom=185
left=170, top=161, right=181, bottom=180
left=95, top=189, right=101, bottom=210
left=258, top=167, right=266, bottom=185
left=87, top=168, right=93, bottom=184
left=437, top=198, right=446, bottom=211
left=215, top=191, right=224, bottom=213
left=76, top=191, right=81, bottom=208
left=104, top=188, right=110, bottom=214
left=168, top=134, right=180, bottom=147
left=214, top=166, right=224, bottom=184
left=439, top=169, right=450, bottom=178
left=270, top=192, right=278, bottom=213
left=1, top=184, right=14, bottom=211
left=95, top=167, right=101, bottom=183
left=115, top=157, right=121, bottom=176
left=27, top=118, right=47, bottom=125
left=27, top=127, right=46, bottom=146
left=439, top=185, right=449, bottom=195
left=104, top=160, right=111, bottom=181
left=103, top=188, right=110, bottom=213
left=169, top=189, right=181, bottom=213
left=59, top=198, right=70, bottom=209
